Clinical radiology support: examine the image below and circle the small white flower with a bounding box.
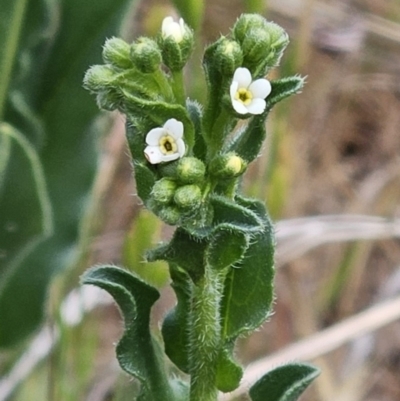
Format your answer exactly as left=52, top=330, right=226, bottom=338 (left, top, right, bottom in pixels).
left=144, top=118, right=186, bottom=164
left=230, top=67, right=272, bottom=115
left=161, top=16, right=186, bottom=43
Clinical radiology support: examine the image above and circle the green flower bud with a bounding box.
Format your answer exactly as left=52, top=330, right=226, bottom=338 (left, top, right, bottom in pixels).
left=83, top=65, right=116, bottom=92
left=214, top=38, right=243, bottom=76
left=232, top=14, right=267, bottom=43
left=233, top=14, right=289, bottom=71
left=130, top=37, right=162, bottom=73
left=151, top=178, right=177, bottom=204
left=158, top=16, right=194, bottom=71
left=209, top=153, right=247, bottom=179
left=241, top=29, right=271, bottom=66
left=158, top=205, right=181, bottom=225
left=176, top=157, right=206, bottom=184
left=102, top=37, right=132, bottom=69
left=174, top=184, right=202, bottom=209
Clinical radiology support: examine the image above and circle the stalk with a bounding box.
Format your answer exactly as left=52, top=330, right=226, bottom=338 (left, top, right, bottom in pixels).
left=188, top=267, right=224, bottom=401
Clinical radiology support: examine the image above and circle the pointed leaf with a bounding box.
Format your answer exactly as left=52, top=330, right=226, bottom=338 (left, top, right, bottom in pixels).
left=221, top=197, right=275, bottom=340
left=265, top=76, right=305, bottom=111
left=0, top=0, right=136, bottom=347
left=250, top=362, right=320, bottom=401
left=81, top=265, right=174, bottom=401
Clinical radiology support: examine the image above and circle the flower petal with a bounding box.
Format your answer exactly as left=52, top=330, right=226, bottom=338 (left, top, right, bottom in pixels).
left=230, top=81, right=239, bottom=101
left=144, top=146, right=164, bottom=164
left=164, top=118, right=183, bottom=139
left=146, top=127, right=164, bottom=145
left=232, top=67, right=252, bottom=88
left=246, top=98, right=266, bottom=115
left=249, top=78, right=271, bottom=99
left=232, top=99, right=249, bottom=115
left=161, top=17, right=174, bottom=34
left=176, top=138, right=186, bottom=157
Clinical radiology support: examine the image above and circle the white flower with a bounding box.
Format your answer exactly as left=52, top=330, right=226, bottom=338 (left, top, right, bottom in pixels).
left=230, top=67, right=272, bottom=115
left=161, top=16, right=186, bottom=43
left=144, top=118, right=186, bottom=164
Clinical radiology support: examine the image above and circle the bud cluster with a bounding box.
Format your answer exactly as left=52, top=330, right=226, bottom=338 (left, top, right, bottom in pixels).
left=149, top=157, right=206, bottom=225
left=84, top=13, right=302, bottom=229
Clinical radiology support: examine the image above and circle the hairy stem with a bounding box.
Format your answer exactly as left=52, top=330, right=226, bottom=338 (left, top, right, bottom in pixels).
left=189, top=267, right=224, bottom=401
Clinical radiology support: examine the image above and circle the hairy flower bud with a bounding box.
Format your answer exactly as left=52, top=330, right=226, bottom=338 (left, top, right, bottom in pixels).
left=176, top=157, right=206, bottom=184
left=209, top=153, right=247, bottom=179
left=151, top=178, right=177, bottom=204
left=102, top=37, right=132, bottom=69
left=214, top=38, right=243, bottom=76
left=158, top=205, right=181, bottom=225
left=174, top=184, right=202, bottom=209
left=130, top=37, right=162, bottom=73
left=158, top=16, right=194, bottom=71
left=233, top=14, right=289, bottom=72
left=83, top=64, right=116, bottom=92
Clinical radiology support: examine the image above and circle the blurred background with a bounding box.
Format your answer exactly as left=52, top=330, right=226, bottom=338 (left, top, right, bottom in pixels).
left=1, top=0, right=400, bottom=400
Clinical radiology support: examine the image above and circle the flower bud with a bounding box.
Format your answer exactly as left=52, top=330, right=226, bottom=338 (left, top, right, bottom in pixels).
left=214, top=38, right=243, bottom=76
left=174, top=184, right=202, bottom=209
left=102, top=37, right=132, bottom=69
left=209, top=153, right=247, bottom=179
left=233, top=14, right=289, bottom=71
left=176, top=157, right=206, bottom=184
left=130, top=37, right=162, bottom=73
left=232, top=14, right=267, bottom=43
left=151, top=178, right=177, bottom=204
left=159, top=205, right=181, bottom=225
left=83, top=65, right=116, bottom=92
left=158, top=16, right=194, bottom=71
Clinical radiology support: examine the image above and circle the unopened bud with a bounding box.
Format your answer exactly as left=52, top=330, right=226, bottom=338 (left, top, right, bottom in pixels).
left=214, top=38, right=243, bottom=76
left=151, top=178, right=177, bottom=205
left=130, top=37, right=162, bottom=73
left=102, top=37, right=132, bottom=69
left=176, top=157, right=206, bottom=184
left=209, top=153, right=247, bottom=179
left=159, top=205, right=181, bottom=225
left=158, top=16, right=194, bottom=71
left=83, top=65, right=116, bottom=92
left=174, top=184, right=202, bottom=209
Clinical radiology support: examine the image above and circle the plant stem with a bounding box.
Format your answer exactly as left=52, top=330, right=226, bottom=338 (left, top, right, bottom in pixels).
left=171, top=69, right=186, bottom=106
left=189, top=267, right=224, bottom=401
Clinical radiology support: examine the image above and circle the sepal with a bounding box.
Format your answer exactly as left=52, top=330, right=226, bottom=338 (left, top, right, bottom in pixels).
left=102, top=37, right=132, bottom=69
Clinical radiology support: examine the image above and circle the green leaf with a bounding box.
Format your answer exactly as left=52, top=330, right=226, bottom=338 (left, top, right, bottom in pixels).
left=206, top=226, right=249, bottom=270
left=265, top=76, right=305, bottom=111
left=215, top=346, right=243, bottom=393
left=220, top=196, right=275, bottom=340
left=146, top=228, right=207, bottom=282
left=0, top=0, right=136, bottom=347
left=161, top=264, right=192, bottom=373
left=249, top=363, right=320, bottom=401
left=81, top=266, right=174, bottom=401
left=226, top=113, right=267, bottom=164
left=0, top=0, right=28, bottom=119
left=186, top=99, right=207, bottom=161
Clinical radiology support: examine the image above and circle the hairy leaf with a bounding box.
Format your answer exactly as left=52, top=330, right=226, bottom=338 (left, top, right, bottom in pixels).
left=81, top=266, right=174, bottom=401
left=250, top=362, right=320, bottom=401
left=0, top=0, right=136, bottom=347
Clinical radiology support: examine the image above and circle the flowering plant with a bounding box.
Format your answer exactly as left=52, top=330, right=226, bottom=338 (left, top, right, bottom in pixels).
left=83, top=13, right=319, bottom=401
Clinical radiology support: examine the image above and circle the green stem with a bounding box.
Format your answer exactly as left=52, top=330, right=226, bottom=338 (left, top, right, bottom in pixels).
left=189, top=268, right=224, bottom=401
left=207, top=109, right=232, bottom=161
left=171, top=69, right=186, bottom=106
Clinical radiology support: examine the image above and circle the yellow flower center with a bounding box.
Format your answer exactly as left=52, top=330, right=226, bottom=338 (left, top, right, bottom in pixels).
left=159, top=135, right=177, bottom=155
left=235, top=88, right=253, bottom=105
